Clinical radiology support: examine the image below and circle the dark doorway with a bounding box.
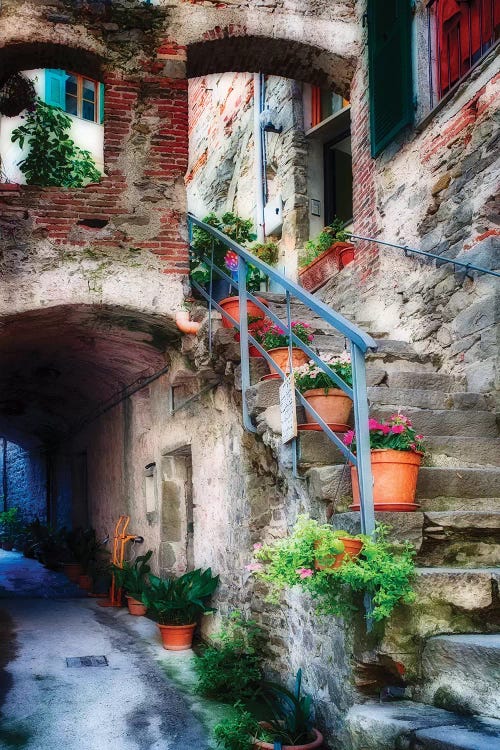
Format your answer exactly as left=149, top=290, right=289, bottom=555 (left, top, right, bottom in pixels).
left=324, top=131, right=353, bottom=226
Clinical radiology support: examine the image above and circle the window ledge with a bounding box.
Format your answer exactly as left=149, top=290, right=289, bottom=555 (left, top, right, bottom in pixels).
left=305, top=106, right=351, bottom=143
left=415, top=40, right=500, bottom=134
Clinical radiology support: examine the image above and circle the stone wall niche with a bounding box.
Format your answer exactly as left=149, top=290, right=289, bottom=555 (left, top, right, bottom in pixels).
left=159, top=447, right=194, bottom=576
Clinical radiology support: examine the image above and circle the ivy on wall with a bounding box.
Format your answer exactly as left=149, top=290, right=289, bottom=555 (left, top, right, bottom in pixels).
left=11, top=98, right=101, bottom=188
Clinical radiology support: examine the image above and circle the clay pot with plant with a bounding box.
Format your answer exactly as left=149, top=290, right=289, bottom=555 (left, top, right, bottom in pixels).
left=298, top=217, right=354, bottom=293
left=344, top=415, right=426, bottom=512
left=112, top=550, right=153, bottom=616
left=295, top=351, right=353, bottom=430
left=260, top=321, right=314, bottom=375
left=142, top=567, right=219, bottom=650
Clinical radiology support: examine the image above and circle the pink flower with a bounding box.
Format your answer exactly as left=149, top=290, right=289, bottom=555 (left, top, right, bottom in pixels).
left=415, top=434, right=424, bottom=441
left=368, top=418, right=383, bottom=431
left=343, top=430, right=355, bottom=445
left=409, top=443, right=416, bottom=451
left=296, top=568, right=314, bottom=579
left=245, top=562, right=264, bottom=572
left=308, top=335, right=314, bottom=341
left=253, top=543, right=263, bottom=551
left=381, top=424, right=391, bottom=434
left=391, top=424, right=405, bottom=434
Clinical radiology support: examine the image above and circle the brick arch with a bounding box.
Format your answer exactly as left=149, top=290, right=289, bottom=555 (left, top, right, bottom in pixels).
left=0, top=42, right=104, bottom=84
left=186, top=35, right=353, bottom=94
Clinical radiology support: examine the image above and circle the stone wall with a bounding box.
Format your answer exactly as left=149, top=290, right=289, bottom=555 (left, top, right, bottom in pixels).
left=0, top=440, right=47, bottom=521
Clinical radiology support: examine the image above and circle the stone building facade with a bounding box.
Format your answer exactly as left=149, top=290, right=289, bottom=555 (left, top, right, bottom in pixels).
left=0, top=0, right=498, bottom=747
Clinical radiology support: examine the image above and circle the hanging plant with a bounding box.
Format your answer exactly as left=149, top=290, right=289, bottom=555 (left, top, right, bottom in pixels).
left=0, top=73, right=36, bottom=117
left=11, top=98, right=101, bottom=188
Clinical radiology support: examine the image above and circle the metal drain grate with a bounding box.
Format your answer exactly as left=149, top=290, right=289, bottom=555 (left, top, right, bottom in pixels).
left=66, top=655, right=108, bottom=668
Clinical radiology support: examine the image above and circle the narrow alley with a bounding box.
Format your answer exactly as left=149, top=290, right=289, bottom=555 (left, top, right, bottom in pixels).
left=0, top=551, right=213, bottom=750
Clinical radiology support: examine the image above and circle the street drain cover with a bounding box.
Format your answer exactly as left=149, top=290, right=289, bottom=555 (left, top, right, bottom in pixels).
left=66, top=656, right=108, bottom=668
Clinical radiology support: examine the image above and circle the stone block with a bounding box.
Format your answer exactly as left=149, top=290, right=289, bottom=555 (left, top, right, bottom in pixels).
left=306, top=464, right=352, bottom=503
left=385, top=372, right=466, bottom=392
left=452, top=297, right=498, bottom=337
left=246, top=380, right=281, bottom=417
left=161, top=480, right=183, bottom=542
left=332, top=511, right=424, bottom=550
left=412, top=718, right=500, bottom=750
left=417, top=466, right=500, bottom=499
left=370, top=407, right=498, bottom=436
left=297, top=430, right=345, bottom=466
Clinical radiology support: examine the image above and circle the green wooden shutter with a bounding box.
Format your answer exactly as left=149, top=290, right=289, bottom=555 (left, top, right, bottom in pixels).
left=44, top=69, right=66, bottom=109
left=99, top=82, right=105, bottom=124
left=368, top=0, right=413, bottom=157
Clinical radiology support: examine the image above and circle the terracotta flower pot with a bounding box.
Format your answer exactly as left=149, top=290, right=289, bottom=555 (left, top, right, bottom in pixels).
left=338, top=244, right=355, bottom=268
left=126, top=595, right=147, bottom=616
left=303, top=388, right=352, bottom=425
left=254, top=724, right=324, bottom=750
left=350, top=449, right=422, bottom=511
left=267, top=347, right=309, bottom=375
left=314, top=536, right=363, bottom=571
left=219, top=296, right=268, bottom=329
left=157, top=622, right=196, bottom=651
left=78, top=574, right=93, bottom=591
left=63, top=563, right=83, bottom=582
left=298, top=241, right=355, bottom=292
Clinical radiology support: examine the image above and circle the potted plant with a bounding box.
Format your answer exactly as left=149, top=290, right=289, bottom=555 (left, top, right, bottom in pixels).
left=142, top=567, right=219, bottom=650
left=0, top=507, right=22, bottom=551
left=72, top=528, right=109, bottom=592
left=294, top=351, right=352, bottom=428
left=260, top=321, right=314, bottom=375
left=298, top=218, right=354, bottom=293
left=248, top=515, right=415, bottom=622
left=344, top=414, right=426, bottom=511
left=112, top=550, right=153, bottom=615
left=213, top=670, right=323, bottom=750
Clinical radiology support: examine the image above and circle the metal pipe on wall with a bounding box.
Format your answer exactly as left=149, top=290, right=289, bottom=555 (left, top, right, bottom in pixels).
left=253, top=72, right=265, bottom=242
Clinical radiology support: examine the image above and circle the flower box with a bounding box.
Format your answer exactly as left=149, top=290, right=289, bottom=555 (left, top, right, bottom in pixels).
left=298, top=241, right=355, bottom=293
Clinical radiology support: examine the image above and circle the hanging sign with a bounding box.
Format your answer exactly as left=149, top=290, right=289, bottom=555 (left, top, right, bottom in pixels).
left=279, top=373, right=297, bottom=444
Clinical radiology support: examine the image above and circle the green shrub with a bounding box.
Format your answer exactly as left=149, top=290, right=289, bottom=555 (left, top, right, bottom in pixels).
left=194, top=611, right=265, bottom=702
left=213, top=706, right=260, bottom=750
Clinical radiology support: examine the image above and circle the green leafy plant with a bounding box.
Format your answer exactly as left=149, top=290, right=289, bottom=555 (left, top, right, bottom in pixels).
left=142, top=567, right=219, bottom=625
left=259, top=669, right=315, bottom=746
left=249, top=516, right=415, bottom=622
left=260, top=321, right=314, bottom=351
left=11, top=98, right=101, bottom=187
left=213, top=704, right=260, bottom=750
left=343, top=414, right=426, bottom=454
left=112, top=550, right=153, bottom=601
left=294, top=351, right=352, bottom=392
left=250, top=241, right=279, bottom=266
left=0, top=507, right=23, bottom=546
left=67, top=527, right=108, bottom=575
left=299, top=217, right=348, bottom=268
left=194, top=611, right=265, bottom=702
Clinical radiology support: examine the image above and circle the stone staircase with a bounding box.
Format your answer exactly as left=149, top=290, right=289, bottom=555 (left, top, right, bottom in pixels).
left=242, top=293, right=500, bottom=750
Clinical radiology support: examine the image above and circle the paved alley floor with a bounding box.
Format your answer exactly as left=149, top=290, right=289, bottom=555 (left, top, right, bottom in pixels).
left=0, top=551, right=214, bottom=750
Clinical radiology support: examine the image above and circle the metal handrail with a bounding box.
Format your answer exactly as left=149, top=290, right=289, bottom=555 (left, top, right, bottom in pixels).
left=348, top=233, right=500, bottom=279
left=188, top=213, right=377, bottom=536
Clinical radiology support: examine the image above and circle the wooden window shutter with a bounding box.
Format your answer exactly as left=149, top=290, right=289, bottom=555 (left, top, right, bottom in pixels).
left=368, top=0, right=413, bottom=157
left=99, top=82, right=105, bottom=124
left=44, top=69, right=66, bottom=109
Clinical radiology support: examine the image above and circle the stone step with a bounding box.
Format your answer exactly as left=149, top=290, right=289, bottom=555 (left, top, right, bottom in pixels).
left=425, top=437, right=500, bottom=468
left=368, top=387, right=491, bottom=412
left=344, top=702, right=500, bottom=750
left=417, top=467, right=500, bottom=500
left=419, top=634, right=500, bottom=720
left=419, top=511, right=500, bottom=567
left=418, top=497, right=500, bottom=512
left=386, top=371, right=467, bottom=392
left=371, top=406, right=498, bottom=436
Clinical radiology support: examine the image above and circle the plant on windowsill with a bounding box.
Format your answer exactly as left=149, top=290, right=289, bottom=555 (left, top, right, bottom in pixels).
left=259, top=321, right=314, bottom=375
left=247, top=515, right=415, bottom=623
left=111, top=550, right=153, bottom=615
left=298, top=217, right=354, bottom=293
left=142, top=567, right=219, bottom=651
left=294, top=351, right=353, bottom=429
left=344, top=414, right=426, bottom=512
left=11, top=98, right=101, bottom=188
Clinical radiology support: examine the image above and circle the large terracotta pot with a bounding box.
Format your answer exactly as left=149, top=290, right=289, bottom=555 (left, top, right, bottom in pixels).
left=157, top=622, right=196, bottom=651
left=267, top=347, right=309, bottom=375
left=126, top=595, right=147, bottom=616
left=350, top=449, right=422, bottom=511
left=254, top=725, right=324, bottom=750
left=303, top=388, right=352, bottom=425
left=219, top=296, right=268, bottom=329
left=63, top=563, right=83, bottom=582
left=314, top=536, right=363, bottom=571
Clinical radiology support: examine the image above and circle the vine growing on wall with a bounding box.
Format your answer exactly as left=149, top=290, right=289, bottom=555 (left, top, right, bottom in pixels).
left=11, top=98, right=101, bottom=188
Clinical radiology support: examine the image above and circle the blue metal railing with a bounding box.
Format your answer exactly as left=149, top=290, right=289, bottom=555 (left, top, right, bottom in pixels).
left=188, top=213, right=378, bottom=535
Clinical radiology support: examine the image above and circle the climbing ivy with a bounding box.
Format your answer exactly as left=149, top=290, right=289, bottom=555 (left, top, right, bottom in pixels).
left=11, top=98, right=101, bottom=188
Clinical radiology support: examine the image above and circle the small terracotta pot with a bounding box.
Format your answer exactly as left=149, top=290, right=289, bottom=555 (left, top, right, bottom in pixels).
left=219, top=296, right=268, bottom=329
left=157, top=622, right=196, bottom=651
left=314, top=536, right=363, bottom=571
left=267, top=347, right=309, bottom=375
left=254, top=724, right=324, bottom=750
left=126, top=595, right=147, bottom=616
left=78, top=574, right=93, bottom=591
left=303, top=388, right=352, bottom=425
left=63, top=563, right=83, bottom=582
left=351, top=449, right=422, bottom=510
left=338, top=245, right=355, bottom=268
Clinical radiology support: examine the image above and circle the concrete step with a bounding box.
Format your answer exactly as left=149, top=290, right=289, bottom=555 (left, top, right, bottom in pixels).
left=368, top=387, right=491, bottom=412
left=425, top=437, right=500, bottom=468
left=344, top=701, right=500, bottom=750
left=419, top=634, right=500, bottom=720
left=371, top=406, right=498, bottom=436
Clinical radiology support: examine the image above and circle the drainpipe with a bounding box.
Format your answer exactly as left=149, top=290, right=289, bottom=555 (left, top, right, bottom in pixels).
left=2, top=438, right=7, bottom=512
left=253, top=73, right=265, bottom=243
